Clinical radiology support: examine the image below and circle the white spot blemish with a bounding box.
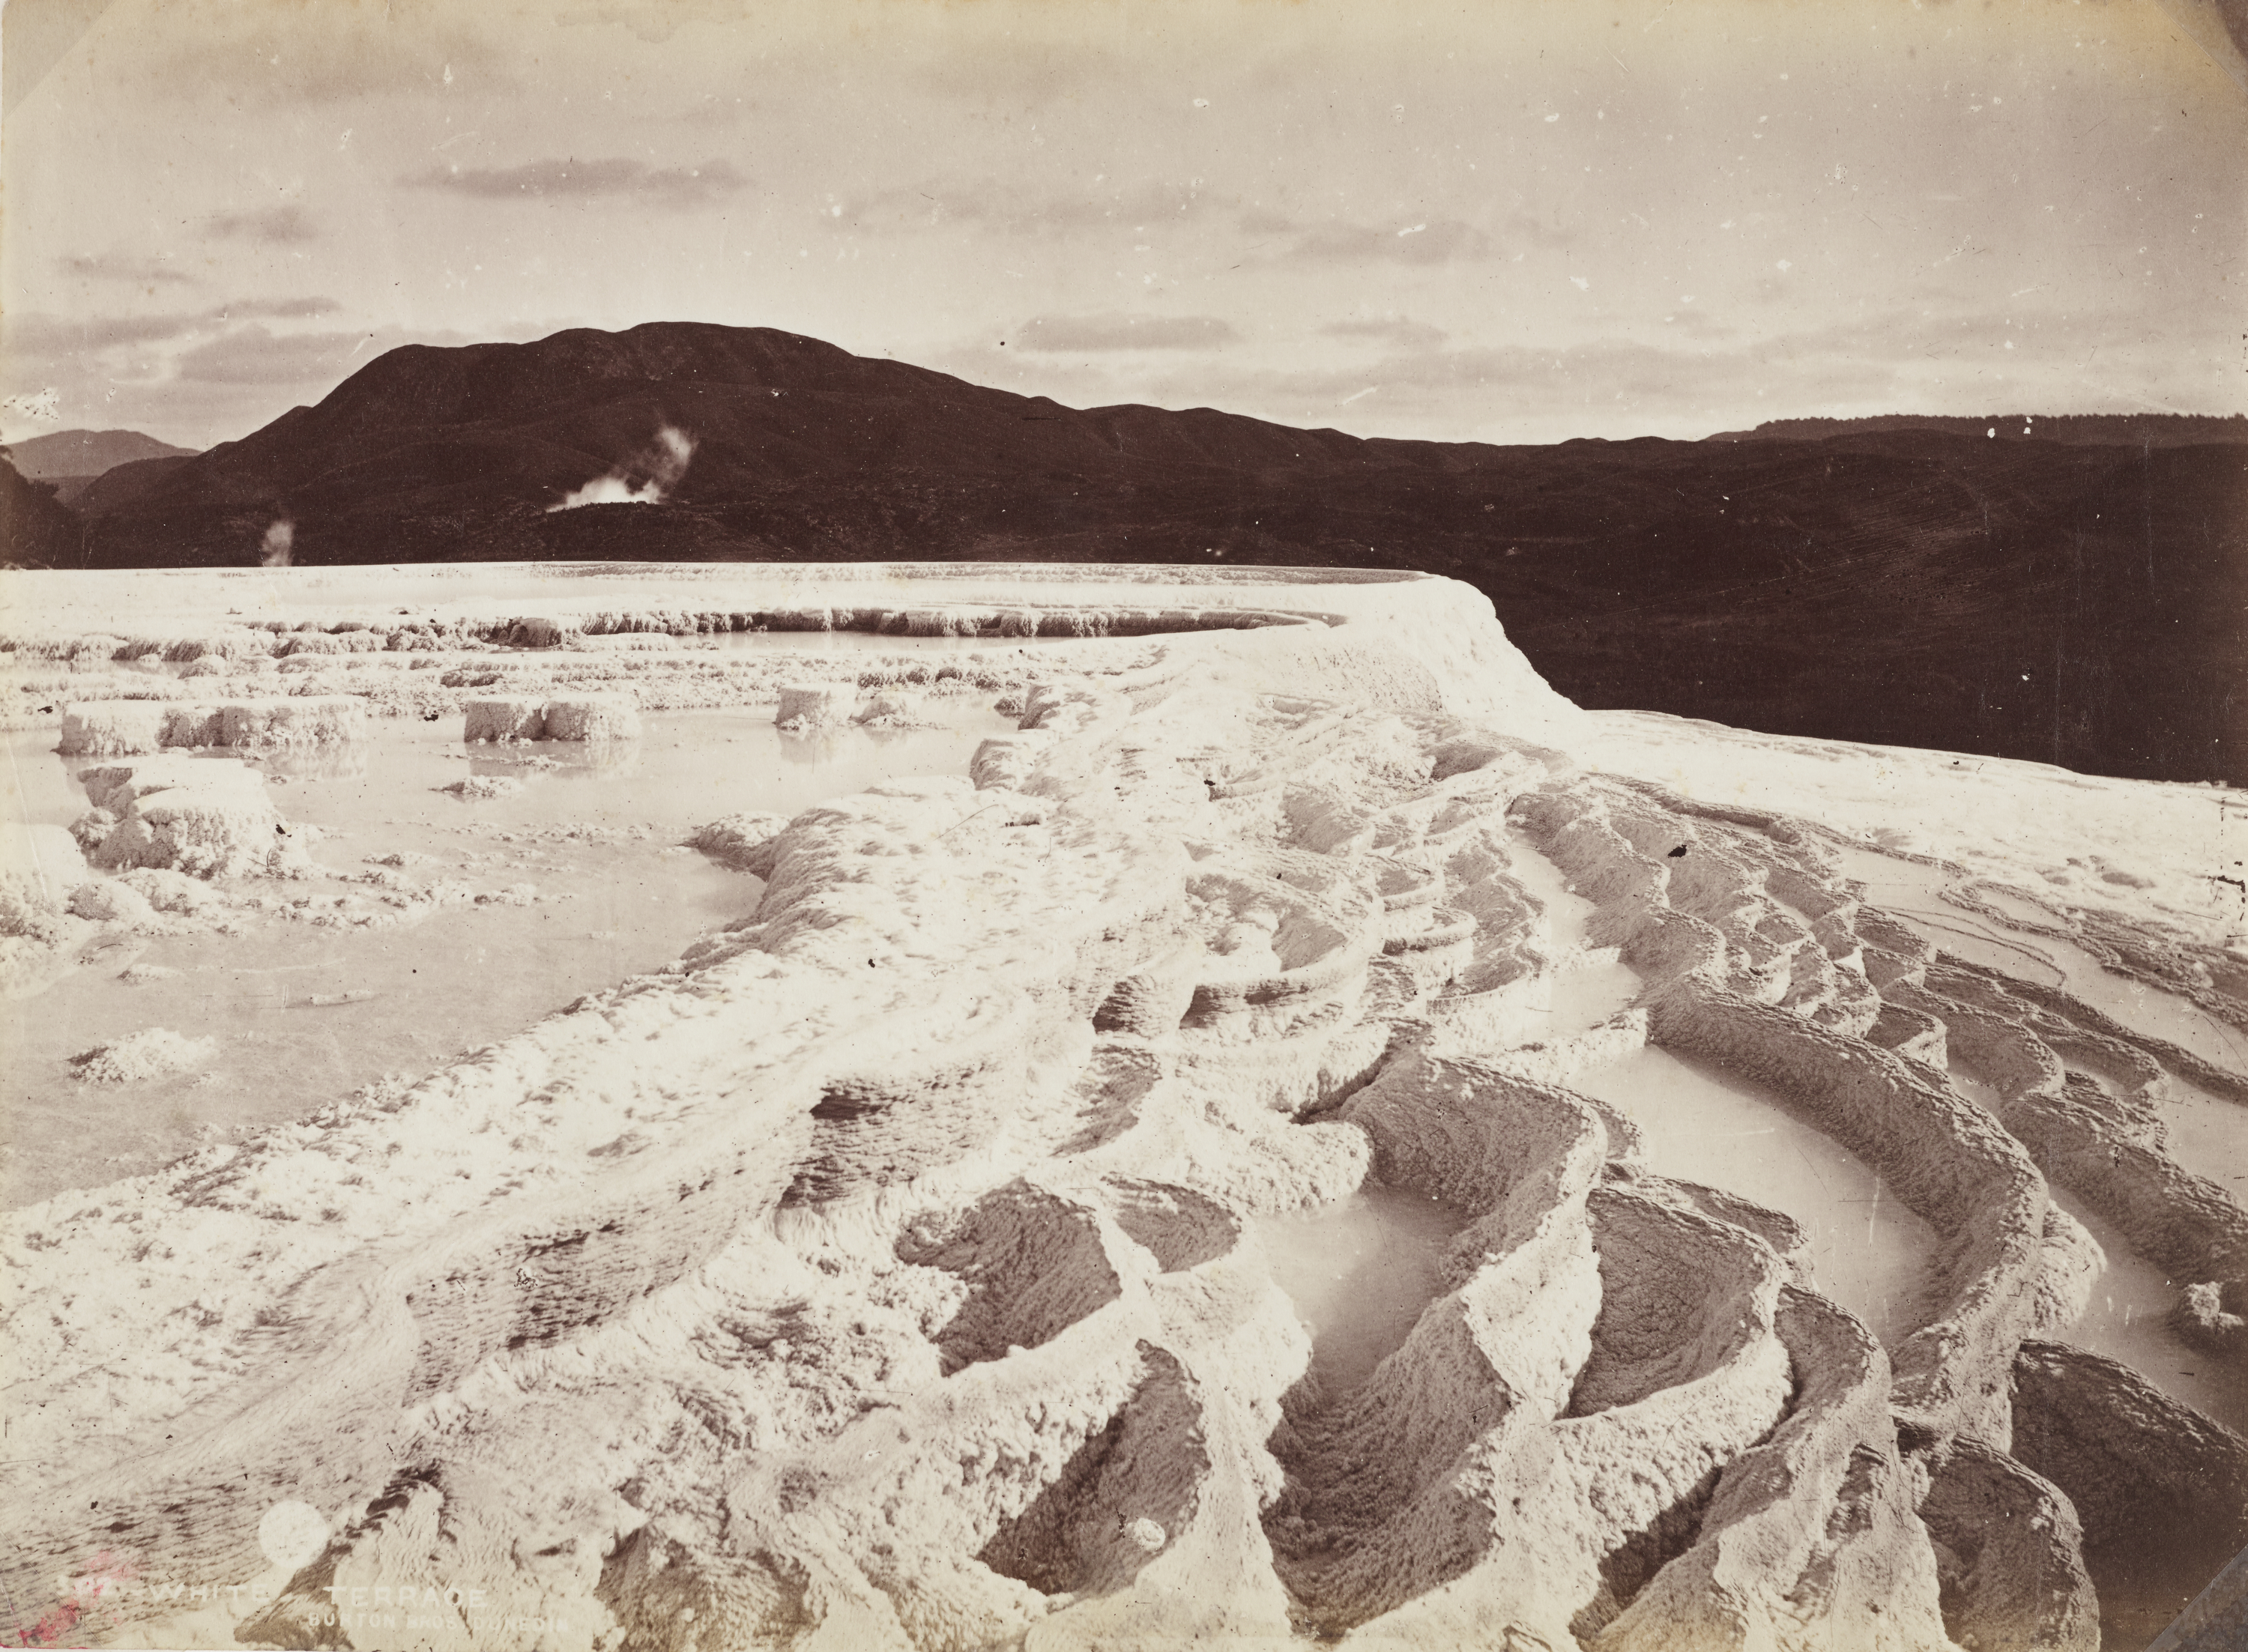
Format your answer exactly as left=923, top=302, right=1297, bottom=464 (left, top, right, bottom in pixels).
left=259, top=1502, right=330, bottom=1571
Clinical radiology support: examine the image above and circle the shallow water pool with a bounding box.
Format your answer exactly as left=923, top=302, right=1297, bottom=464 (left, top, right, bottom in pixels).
left=259, top=701, right=1016, bottom=850
left=1836, top=844, right=2247, bottom=1193
left=1, top=702, right=1015, bottom=1208
left=1947, top=1065, right=2247, bottom=1433
left=2156, top=1076, right=2248, bottom=1198
left=1499, top=824, right=1644, bottom=1035
left=2044, top=1184, right=2248, bottom=1437
left=1572, top=1044, right=1937, bottom=1346
left=695, top=629, right=1116, bottom=654
left=1834, top=844, right=2248, bottom=1077
left=1251, top=1182, right=1466, bottom=1397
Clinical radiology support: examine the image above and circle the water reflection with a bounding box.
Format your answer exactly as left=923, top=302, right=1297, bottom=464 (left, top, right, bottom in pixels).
left=1, top=701, right=1018, bottom=1208
left=1252, top=1182, right=1466, bottom=1397
left=1573, top=1044, right=1936, bottom=1346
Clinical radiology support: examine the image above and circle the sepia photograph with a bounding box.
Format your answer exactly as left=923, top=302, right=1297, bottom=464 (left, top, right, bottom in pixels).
left=1, top=0, right=2244, bottom=1648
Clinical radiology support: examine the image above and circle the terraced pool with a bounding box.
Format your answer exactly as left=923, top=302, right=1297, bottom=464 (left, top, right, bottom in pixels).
left=1573, top=1044, right=1937, bottom=1346
left=1, top=701, right=1014, bottom=1206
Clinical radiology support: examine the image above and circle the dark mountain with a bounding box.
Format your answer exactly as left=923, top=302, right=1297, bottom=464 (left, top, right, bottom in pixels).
left=70, top=453, right=200, bottom=516
left=70, top=321, right=2248, bottom=785
left=1, top=427, right=198, bottom=478
left=1, top=457, right=85, bottom=568
left=1710, top=414, right=2248, bottom=447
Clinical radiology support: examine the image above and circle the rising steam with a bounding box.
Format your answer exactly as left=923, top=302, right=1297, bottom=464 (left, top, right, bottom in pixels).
left=260, top=519, right=294, bottom=567
left=548, top=426, right=695, bottom=512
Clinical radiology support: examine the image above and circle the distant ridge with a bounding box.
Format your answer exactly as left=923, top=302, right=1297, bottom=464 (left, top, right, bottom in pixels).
left=1707, top=414, right=2248, bottom=447
left=30, top=321, right=2248, bottom=786
left=1, top=427, right=199, bottom=479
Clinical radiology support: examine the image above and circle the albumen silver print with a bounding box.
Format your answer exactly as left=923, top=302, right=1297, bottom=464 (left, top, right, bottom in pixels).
left=1, top=2, right=2244, bottom=1649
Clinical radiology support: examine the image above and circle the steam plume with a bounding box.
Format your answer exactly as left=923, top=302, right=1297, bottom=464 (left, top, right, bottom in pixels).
left=549, top=426, right=695, bottom=512
left=260, top=519, right=294, bottom=567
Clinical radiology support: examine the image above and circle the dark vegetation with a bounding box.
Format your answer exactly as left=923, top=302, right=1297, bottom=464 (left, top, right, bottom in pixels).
left=13, top=322, right=2244, bottom=784
left=1, top=457, right=85, bottom=569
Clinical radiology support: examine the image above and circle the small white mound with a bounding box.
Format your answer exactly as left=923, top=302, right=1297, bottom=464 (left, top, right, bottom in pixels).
left=1, top=870, right=69, bottom=943
left=855, top=689, right=925, bottom=727
left=58, top=701, right=167, bottom=757
left=58, top=695, right=366, bottom=755
left=77, top=756, right=285, bottom=879
left=118, top=867, right=220, bottom=915
left=215, top=697, right=366, bottom=747
left=67, top=880, right=157, bottom=925
left=441, top=775, right=525, bottom=800
left=541, top=695, right=640, bottom=742
left=692, top=811, right=792, bottom=874
left=70, top=1027, right=215, bottom=1084
left=464, top=698, right=547, bottom=742
left=463, top=695, right=640, bottom=742
left=776, top=682, right=857, bottom=728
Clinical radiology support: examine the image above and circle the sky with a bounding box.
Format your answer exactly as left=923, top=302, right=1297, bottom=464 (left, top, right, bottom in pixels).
left=2, top=0, right=2243, bottom=452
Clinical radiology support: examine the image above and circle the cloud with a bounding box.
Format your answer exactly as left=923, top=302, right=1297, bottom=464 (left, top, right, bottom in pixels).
left=403, top=157, right=747, bottom=207
left=1191, top=340, right=1695, bottom=408
left=1323, top=319, right=1448, bottom=348
left=4, top=312, right=209, bottom=356
left=3, top=299, right=345, bottom=363
left=60, top=254, right=198, bottom=288
left=227, top=297, right=346, bottom=321
left=852, top=177, right=1221, bottom=237
left=1014, top=313, right=1238, bottom=353
left=1661, top=309, right=1738, bottom=343
left=1499, top=212, right=1578, bottom=252
left=205, top=205, right=318, bottom=244
left=151, top=17, right=516, bottom=105
left=557, top=0, right=743, bottom=42
left=172, top=326, right=380, bottom=384
left=1125, top=293, right=2234, bottom=444
left=1282, top=217, right=1492, bottom=266
left=1, top=320, right=561, bottom=450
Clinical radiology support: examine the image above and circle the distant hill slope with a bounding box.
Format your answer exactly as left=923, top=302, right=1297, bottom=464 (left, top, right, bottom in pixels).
left=69, top=453, right=200, bottom=515
left=1708, top=414, right=2248, bottom=447
left=67, top=322, right=2248, bottom=785
left=1, top=428, right=198, bottom=478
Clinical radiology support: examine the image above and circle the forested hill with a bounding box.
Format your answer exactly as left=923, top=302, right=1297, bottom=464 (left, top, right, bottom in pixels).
left=31, top=321, right=2248, bottom=786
